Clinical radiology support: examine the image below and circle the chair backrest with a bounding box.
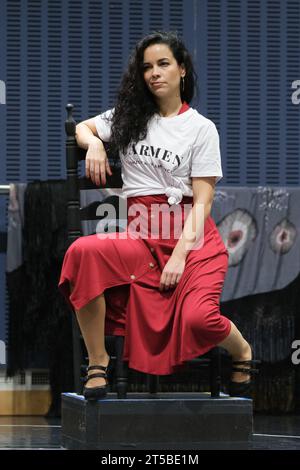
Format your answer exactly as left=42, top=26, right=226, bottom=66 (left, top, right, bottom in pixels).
left=65, top=103, right=123, bottom=245
left=65, top=103, right=128, bottom=393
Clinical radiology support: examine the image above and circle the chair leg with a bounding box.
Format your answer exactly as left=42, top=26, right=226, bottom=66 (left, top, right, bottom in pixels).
left=114, top=336, right=128, bottom=399
left=210, top=347, right=221, bottom=397
left=147, top=375, right=159, bottom=394
left=72, top=315, right=83, bottom=394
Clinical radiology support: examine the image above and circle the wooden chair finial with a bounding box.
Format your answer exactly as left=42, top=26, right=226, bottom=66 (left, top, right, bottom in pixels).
left=65, top=103, right=76, bottom=137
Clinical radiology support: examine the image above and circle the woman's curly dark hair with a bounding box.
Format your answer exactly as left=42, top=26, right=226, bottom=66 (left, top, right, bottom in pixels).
left=105, top=30, right=199, bottom=162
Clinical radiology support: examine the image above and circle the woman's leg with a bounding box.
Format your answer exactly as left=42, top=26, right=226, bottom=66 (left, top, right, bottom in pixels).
left=73, top=291, right=110, bottom=389
left=217, top=320, right=252, bottom=382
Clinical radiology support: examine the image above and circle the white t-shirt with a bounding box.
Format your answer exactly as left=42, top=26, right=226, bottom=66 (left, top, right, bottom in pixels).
left=94, top=107, right=223, bottom=205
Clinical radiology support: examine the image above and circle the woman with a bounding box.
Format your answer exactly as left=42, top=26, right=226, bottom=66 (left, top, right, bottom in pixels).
left=59, top=31, right=259, bottom=400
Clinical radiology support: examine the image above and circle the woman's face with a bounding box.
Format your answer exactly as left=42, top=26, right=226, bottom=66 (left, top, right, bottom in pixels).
left=143, top=43, right=186, bottom=100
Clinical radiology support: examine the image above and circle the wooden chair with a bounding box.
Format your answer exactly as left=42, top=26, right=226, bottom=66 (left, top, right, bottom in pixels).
left=65, top=103, right=223, bottom=399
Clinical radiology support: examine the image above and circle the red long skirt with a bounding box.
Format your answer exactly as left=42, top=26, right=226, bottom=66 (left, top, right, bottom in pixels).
left=58, top=194, right=231, bottom=375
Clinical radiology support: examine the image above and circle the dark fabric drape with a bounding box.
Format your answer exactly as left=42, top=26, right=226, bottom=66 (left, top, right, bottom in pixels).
left=220, top=272, right=300, bottom=413
left=6, top=180, right=74, bottom=417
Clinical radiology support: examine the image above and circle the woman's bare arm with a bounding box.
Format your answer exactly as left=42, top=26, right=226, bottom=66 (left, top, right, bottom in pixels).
left=75, top=118, right=112, bottom=186
left=75, top=117, right=103, bottom=150
left=172, top=176, right=216, bottom=258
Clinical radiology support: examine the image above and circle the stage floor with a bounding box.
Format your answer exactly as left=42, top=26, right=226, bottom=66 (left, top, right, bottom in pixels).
left=0, top=414, right=300, bottom=450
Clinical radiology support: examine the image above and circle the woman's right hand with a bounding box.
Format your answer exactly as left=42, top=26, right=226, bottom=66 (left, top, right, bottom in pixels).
left=85, top=139, right=113, bottom=186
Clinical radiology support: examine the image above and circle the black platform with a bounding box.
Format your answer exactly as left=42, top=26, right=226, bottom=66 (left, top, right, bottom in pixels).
left=61, top=392, right=253, bottom=450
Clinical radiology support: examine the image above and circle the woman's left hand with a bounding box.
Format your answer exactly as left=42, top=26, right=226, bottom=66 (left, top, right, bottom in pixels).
left=159, top=254, right=186, bottom=292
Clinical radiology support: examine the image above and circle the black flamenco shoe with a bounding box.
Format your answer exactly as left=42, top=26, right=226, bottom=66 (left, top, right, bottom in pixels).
left=228, top=352, right=261, bottom=399
left=82, top=357, right=111, bottom=401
